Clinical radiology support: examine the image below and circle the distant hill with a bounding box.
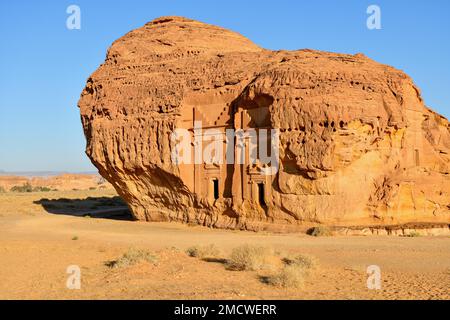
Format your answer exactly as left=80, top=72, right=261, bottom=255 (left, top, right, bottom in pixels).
left=0, top=172, right=112, bottom=191
left=0, top=171, right=98, bottom=177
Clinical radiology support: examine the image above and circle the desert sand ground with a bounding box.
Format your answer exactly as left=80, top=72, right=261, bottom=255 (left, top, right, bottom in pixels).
left=0, top=189, right=448, bottom=300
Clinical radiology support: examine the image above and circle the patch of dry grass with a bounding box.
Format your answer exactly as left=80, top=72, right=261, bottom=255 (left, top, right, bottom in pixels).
left=282, top=254, right=318, bottom=270
left=226, top=245, right=274, bottom=271
left=107, top=248, right=158, bottom=268
left=10, top=183, right=52, bottom=193
left=264, top=253, right=319, bottom=288
left=264, top=265, right=306, bottom=288
left=308, top=226, right=332, bottom=237
left=186, top=244, right=220, bottom=259
left=404, top=231, right=421, bottom=237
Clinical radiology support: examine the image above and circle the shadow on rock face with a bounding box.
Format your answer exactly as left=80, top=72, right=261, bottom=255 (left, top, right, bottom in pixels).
left=33, top=196, right=133, bottom=221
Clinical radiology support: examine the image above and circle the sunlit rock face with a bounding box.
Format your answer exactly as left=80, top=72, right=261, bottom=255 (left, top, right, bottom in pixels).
left=78, top=16, right=450, bottom=231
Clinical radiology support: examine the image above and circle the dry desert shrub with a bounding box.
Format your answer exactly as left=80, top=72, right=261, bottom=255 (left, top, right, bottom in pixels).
left=308, top=226, right=332, bottom=237
left=265, top=265, right=306, bottom=288
left=108, top=248, right=158, bottom=268
left=9, top=184, right=51, bottom=193
left=33, top=186, right=51, bottom=192
left=10, top=183, right=33, bottom=193
left=226, top=244, right=274, bottom=271
left=282, top=254, right=318, bottom=270
left=404, top=231, right=421, bottom=237
left=264, top=253, right=319, bottom=288
left=186, top=244, right=220, bottom=259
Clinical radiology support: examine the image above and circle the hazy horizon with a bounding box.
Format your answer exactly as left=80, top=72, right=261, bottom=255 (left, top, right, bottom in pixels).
left=0, top=170, right=99, bottom=176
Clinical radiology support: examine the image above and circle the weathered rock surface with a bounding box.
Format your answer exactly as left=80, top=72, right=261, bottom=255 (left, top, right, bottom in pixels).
left=78, top=16, right=450, bottom=231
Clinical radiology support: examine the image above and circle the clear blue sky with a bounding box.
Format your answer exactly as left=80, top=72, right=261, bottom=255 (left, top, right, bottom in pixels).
left=0, top=0, right=449, bottom=172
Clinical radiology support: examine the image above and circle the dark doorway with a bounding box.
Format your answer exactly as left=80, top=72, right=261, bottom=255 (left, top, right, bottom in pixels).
left=213, top=179, right=219, bottom=200
left=414, top=149, right=420, bottom=166
left=258, top=183, right=266, bottom=207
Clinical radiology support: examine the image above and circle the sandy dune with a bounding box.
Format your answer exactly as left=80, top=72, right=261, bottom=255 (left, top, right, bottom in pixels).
left=0, top=189, right=448, bottom=300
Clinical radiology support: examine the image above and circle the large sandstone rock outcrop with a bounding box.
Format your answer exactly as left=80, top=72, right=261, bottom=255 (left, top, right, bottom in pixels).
left=78, top=16, right=450, bottom=231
